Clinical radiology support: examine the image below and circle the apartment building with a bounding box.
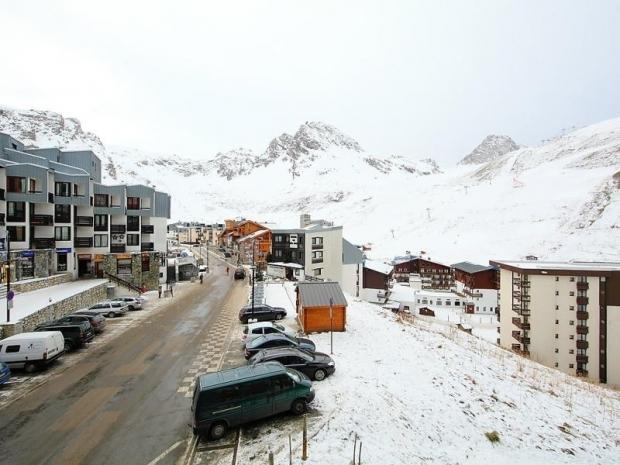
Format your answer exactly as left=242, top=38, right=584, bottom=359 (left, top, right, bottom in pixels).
left=0, top=132, right=170, bottom=288
left=392, top=256, right=454, bottom=290
left=492, top=260, right=620, bottom=386
left=452, top=261, right=499, bottom=314
left=271, top=215, right=343, bottom=284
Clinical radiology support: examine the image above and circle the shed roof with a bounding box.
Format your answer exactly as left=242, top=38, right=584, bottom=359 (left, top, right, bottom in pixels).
left=297, top=281, right=348, bottom=307
left=451, top=261, right=496, bottom=274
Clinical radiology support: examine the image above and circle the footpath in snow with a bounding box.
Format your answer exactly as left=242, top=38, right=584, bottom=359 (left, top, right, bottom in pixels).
left=240, top=283, right=620, bottom=465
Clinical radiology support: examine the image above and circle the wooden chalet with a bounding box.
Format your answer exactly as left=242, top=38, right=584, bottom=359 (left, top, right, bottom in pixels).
left=296, top=281, right=348, bottom=333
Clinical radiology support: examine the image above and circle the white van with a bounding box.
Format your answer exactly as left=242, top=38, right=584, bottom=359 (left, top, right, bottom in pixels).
left=0, top=331, right=65, bottom=373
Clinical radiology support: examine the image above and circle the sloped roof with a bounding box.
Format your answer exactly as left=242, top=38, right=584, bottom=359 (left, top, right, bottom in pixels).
left=238, top=229, right=269, bottom=242
left=343, top=238, right=364, bottom=265
left=452, top=261, right=496, bottom=274
left=297, top=281, right=348, bottom=307
left=364, top=259, right=393, bottom=275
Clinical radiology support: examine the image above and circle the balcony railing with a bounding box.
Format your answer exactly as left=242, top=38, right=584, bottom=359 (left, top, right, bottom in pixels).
left=111, top=225, right=126, bottom=234
left=576, top=326, right=589, bottom=335
left=576, top=340, right=589, bottom=349
left=110, top=244, right=126, bottom=253
left=511, top=331, right=530, bottom=345
left=311, top=243, right=323, bottom=250
left=576, top=355, right=589, bottom=364
left=30, top=214, right=54, bottom=226
left=576, top=282, right=589, bottom=291
left=464, top=288, right=483, bottom=298
left=576, top=311, right=589, bottom=320
left=141, top=224, right=154, bottom=234
left=576, top=296, right=589, bottom=305
left=94, top=223, right=108, bottom=232
left=141, top=242, right=154, bottom=252
left=311, top=258, right=324, bottom=264
left=31, top=238, right=55, bottom=249
left=75, top=216, right=94, bottom=226
left=74, top=237, right=93, bottom=248
left=512, top=317, right=530, bottom=330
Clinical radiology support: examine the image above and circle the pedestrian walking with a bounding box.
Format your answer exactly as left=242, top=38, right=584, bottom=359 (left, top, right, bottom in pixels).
left=170, top=283, right=174, bottom=297
left=226, top=266, right=229, bottom=276
left=199, top=273, right=204, bottom=284
left=158, top=285, right=162, bottom=299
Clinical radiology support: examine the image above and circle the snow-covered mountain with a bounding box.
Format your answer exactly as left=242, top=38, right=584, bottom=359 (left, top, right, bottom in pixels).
left=459, top=134, right=520, bottom=165
left=0, top=105, right=618, bottom=264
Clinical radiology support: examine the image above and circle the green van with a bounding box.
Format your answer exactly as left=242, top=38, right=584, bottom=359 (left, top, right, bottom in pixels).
left=191, top=361, right=315, bottom=439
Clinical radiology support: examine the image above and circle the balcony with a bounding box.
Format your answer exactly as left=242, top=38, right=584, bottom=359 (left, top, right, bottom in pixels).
left=464, top=288, right=483, bottom=298
left=512, top=317, right=530, bottom=330
left=511, top=331, right=530, bottom=345
left=141, top=242, right=154, bottom=252
left=94, top=223, right=108, bottom=232
left=576, top=311, right=589, bottom=320
left=74, top=237, right=93, bottom=248
left=31, top=238, right=55, bottom=249
left=75, top=216, right=94, bottom=226
left=30, top=214, right=54, bottom=226
left=311, top=258, right=324, bottom=264
left=576, top=296, right=589, bottom=305
left=111, top=225, right=126, bottom=234
left=576, top=340, right=589, bottom=350
left=141, top=224, right=154, bottom=234
left=576, top=282, right=589, bottom=291
left=576, top=326, right=589, bottom=335
left=110, top=244, right=126, bottom=253
left=576, top=355, right=589, bottom=364
left=311, top=243, right=323, bottom=250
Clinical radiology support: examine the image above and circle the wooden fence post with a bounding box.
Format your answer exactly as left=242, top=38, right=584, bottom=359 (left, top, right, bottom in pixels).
left=302, top=414, right=308, bottom=461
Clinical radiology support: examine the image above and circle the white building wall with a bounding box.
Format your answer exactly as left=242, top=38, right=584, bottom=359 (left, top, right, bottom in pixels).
left=150, top=217, right=168, bottom=252
left=305, top=228, right=343, bottom=283
left=341, top=263, right=362, bottom=297
left=607, top=305, right=620, bottom=387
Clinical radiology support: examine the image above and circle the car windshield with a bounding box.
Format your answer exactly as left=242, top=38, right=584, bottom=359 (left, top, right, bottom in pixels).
left=273, top=322, right=285, bottom=332
left=286, top=369, right=301, bottom=384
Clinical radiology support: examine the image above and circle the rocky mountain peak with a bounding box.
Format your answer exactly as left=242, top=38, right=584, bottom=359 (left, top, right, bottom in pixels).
left=459, top=134, right=519, bottom=165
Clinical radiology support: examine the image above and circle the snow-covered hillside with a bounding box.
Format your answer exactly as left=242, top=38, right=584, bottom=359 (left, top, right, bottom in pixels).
left=459, top=134, right=520, bottom=165
left=0, top=105, right=618, bottom=264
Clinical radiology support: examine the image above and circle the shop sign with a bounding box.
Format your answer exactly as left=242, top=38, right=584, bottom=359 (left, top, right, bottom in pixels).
left=56, top=248, right=72, bottom=254
left=20, top=250, right=34, bottom=258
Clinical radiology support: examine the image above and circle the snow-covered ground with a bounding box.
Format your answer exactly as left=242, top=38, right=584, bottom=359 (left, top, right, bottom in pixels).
left=238, top=284, right=620, bottom=465
left=0, top=279, right=107, bottom=323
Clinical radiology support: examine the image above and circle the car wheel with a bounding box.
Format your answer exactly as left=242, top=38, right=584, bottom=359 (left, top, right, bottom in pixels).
left=275, top=313, right=283, bottom=320
left=209, top=422, right=227, bottom=440
left=314, top=369, right=327, bottom=381
left=290, top=398, right=307, bottom=415
left=64, top=340, right=74, bottom=352
left=24, top=362, right=37, bottom=374
left=129, top=305, right=135, bottom=311
left=108, top=311, right=116, bottom=318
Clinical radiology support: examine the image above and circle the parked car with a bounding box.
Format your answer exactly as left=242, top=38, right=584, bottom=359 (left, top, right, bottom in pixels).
left=249, top=347, right=335, bottom=381
left=191, top=361, right=314, bottom=440
left=36, top=318, right=95, bottom=343
left=64, top=313, right=106, bottom=334
left=198, top=265, right=208, bottom=274
left=111, top=296, right=143, bottom=311
left=242, top=321, right=296, bottom=342
left=85, top=300, right=129, bottom=318
left=244, top=333, right=316, bottom=360
left=238, top=304, right=287, bottom=324
left=34, top=323, right=93, bottom=352
left=233, top=268, right=246, bottom=280
left=0, top=361, right=11, bottom=385
left=0, top=331, right=65, bottom=373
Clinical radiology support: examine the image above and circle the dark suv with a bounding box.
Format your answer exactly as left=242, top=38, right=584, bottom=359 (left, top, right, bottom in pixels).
left=34, top=323, right=94, bottom=351
left=249, top=347, right=335, bottom=381
left=234, top=268, right=246, bottom=280
left=238, top=304, right=286, bottom=324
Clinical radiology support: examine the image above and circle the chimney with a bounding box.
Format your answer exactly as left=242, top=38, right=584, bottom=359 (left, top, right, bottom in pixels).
left=300, top=213, right=311, bottom=228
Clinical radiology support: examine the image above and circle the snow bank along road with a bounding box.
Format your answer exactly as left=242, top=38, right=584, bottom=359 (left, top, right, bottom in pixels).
left=0, top=257, right=247, bottom=465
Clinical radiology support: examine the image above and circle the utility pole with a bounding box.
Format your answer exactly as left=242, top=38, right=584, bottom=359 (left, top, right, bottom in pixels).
left=206, top=240, right=209, bottom=272
left=251, top=238, right=256, bottom=315
left=329, top=297, right=333, bottom=355
left=6, top=229, right=10, bottom=323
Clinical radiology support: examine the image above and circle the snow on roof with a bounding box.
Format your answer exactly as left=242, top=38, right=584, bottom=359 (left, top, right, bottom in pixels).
left=238, top=229, right=269, bottom=242
left=452, top=261, right=496, bottom=274
left=389, top=283, right=417, bottom=303
left=297, top=281, right=348, bottom=307
left=491, top=260, right=620, bottom=272
left=268, top=262, right=304, bottom=269
left=363, top=259, right=393, bottom=275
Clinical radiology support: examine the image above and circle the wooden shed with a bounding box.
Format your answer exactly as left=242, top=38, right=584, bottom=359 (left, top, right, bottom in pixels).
left=296, top=281, right=348, bottom=333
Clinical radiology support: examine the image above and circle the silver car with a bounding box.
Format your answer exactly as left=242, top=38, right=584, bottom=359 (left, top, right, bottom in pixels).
left=111, top=296, right=143, bottom=310
left=86, top=301, right=130, bottom=318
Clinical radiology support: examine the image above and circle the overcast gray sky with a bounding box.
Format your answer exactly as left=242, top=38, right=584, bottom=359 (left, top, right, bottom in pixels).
left=1, top=0, right=619, bottom=164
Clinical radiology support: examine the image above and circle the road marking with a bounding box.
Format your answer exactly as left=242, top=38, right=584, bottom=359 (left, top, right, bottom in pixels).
left=146, top=439, right=185, bottom=465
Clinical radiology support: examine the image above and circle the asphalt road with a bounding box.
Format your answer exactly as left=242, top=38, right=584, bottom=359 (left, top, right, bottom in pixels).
left=0, top=259, right=245, bottom=465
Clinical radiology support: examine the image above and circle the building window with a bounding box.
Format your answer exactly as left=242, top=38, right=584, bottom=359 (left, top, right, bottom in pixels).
left=127, top=197, right=140, bottom=210
left=555, top=291, right=559, bottom=296
left=569, top=277, right=575, bottom=282
left=555, top=305, right=559, bottom=310
left=569, top=291, right=575, bottom=296
left=569, top=306, right=574, bottom=311
left=127, top=234, right=139, bottom=246
left=274, top=235, right=283, bottom=243
left=94, top=194, right=109, bottom=207
left=274, top=249, right=283, bottom=258
left=555, top=334, right=558, bottom=339
left=94, top=214, right=108, bottom=230
left=7, top=176, right=26, bottom=193
left=555, top=319, right=559, bottom=324
left=455, top=301, right=460, bottom=306
left=117, top=258, right=132, bottom=275
left=569, top=320, right=574, bottom=326
left=141, top=254, right=150, bottom=272
left=57, top=253, right=68, bottom=271
left=569, top=349, right=574, bottom=354
left=569, top=364, right=574, bottom=369
left=7, top=226, right=26, bottom=241
left=55, top=204, right=71, bottom=223
left=554, top=348, right=559, bottom=353
left=94, top=234, right=108, bottom=247
left=54, top=226, right=71, bottom=241
left=127, top=216, right=140, bottom=231
left=55, top=182, right=71, bottom=197
left=555, top=276, right=559, bottom=282
left=313, top=268, right=322, bottom=277
left=7, top=201, right=26, bottom=222
left=569, top=335, right=574, bottom=340
left=554, top=362, right=558, bottom=367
